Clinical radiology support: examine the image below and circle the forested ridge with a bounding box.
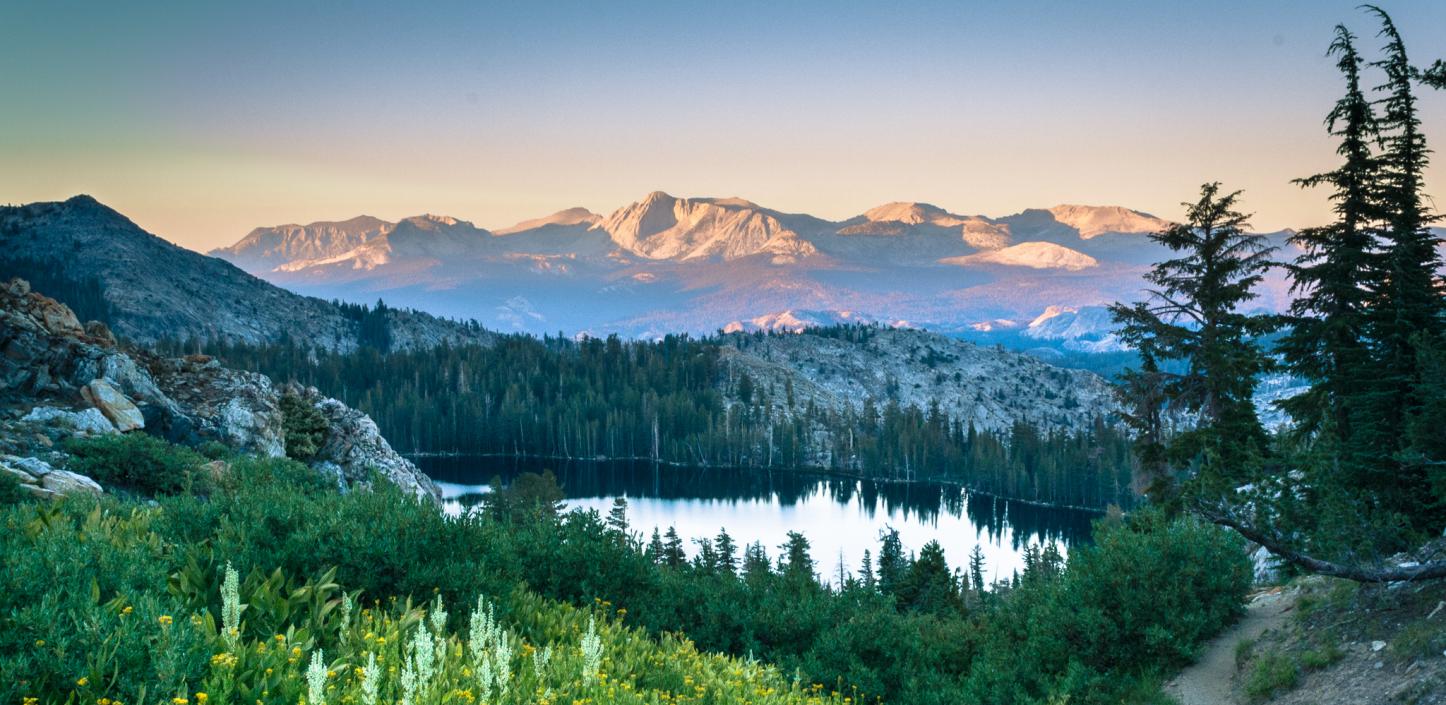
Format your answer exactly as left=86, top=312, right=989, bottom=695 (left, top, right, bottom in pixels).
left=179, top=328, right=1138, bottom=510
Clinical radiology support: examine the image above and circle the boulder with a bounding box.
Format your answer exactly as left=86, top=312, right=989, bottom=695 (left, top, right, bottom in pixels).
left=84, top=320, right=117, bottom=347
left=1252, top=545, right=1283, bottom=585
left=0, top=455, right=102, bottom=499
left=81, top=379, right=145, bottom=432
left=37, top=298, right=83, bottom=337
left=41, top=468, right=103, bottom=496
left=303, top=389, right=440, bottom=504
left=20, top=406, right=116, bottom=436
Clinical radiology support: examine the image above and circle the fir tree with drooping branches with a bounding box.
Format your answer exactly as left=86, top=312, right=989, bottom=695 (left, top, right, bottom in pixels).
left=1111, top=183, right=1278, bottom=497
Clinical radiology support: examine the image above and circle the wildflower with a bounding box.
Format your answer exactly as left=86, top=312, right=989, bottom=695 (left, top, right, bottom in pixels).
left=195, top=694, right=208, bottom=704
left=580, top=617, right=603, bottom=683
left=34, top=640, right=45, bottom=647
left=172, top=698, right=188, bottom=705
left=359, top=653, right=381, bottom=705
left=121, top=606, right=133, bottom=616
left=307, top=650, right=328, bottom=705
left=158, top=615, right=173, bottom=626
left=77, top=677, right=89, bottom=686
left=221, top=562, right=241, bottom=648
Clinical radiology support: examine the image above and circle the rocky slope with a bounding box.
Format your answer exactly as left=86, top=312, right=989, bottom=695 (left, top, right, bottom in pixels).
left=0, top=278, right=438, bottom=503
left=720, top=326, right=1120, bottom=435
left=0, top=196, right=491, bottom=351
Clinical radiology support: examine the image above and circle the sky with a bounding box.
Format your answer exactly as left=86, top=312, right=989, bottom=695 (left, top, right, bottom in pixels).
left=3, top=0, right=1444, bottom=251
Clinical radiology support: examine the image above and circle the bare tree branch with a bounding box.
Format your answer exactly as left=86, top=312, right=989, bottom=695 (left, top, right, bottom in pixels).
left=1198, top=504, right=1446, bottom=582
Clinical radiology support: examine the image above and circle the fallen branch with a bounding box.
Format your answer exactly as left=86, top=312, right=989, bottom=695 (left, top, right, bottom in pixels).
left=1199, top=506, right=1446, bottom=583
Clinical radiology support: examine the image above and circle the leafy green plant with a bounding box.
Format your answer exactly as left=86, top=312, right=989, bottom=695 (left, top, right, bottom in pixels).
left=64, top=433, right=207, bottom=496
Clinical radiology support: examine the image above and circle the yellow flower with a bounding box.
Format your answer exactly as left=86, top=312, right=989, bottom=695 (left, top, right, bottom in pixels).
left=195, top=694, right=208, bottom=704
left=172, top=698, right=189, bottom=705
left=77, top=677, right=89, bottom=686
left=34, top=639, right=45, bottom=647
left=121, top=606, right=133, bottom=616
left=158, top=615, right=173, bottom=626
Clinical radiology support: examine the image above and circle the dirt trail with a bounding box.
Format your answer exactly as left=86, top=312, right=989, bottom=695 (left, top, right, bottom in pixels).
left=1165, top=588, right=1297, bottom=705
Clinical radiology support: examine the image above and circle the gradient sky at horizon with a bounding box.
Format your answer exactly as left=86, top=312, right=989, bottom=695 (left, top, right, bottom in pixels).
left=3, top=0, right=1444, bottom=250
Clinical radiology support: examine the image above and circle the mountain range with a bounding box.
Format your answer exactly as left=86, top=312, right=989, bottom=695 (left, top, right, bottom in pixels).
left=213, top=191, right=1303, bottom=339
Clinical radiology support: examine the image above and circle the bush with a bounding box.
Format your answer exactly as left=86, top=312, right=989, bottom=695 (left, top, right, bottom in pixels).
left=64, top=433, right=207, bottom=496
left=279, top=392, right=328, bottom=461
left=0, top=470, right=31, bottom=505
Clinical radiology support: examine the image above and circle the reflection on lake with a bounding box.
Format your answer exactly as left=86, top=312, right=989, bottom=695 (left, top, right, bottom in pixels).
left=418, top=456, right=1099, bottom=584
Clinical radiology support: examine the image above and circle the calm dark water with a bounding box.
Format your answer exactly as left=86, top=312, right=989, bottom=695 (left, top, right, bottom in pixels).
left=418, top=456, right=1098, bottom=584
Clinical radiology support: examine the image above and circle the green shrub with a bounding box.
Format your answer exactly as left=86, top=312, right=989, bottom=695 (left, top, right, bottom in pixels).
left=0, top=469, right=31, bottom=505
left=64, top=433, right=207, bottom=496
left=279, top=392, right=328, bottom=461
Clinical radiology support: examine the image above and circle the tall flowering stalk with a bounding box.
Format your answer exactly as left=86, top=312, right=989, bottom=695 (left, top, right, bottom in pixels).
left=467, top=596, right=513, bottom=699
left=580, top=616, right=603, bottom=682
left=306, top=650, right=327, bottom=705
left=359, top=653, right=380, bottom=705
left=221, top=562, right=241, bottom=649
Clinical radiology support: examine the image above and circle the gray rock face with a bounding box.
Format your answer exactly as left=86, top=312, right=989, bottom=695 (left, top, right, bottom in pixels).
left=21, top=406, right=115, bottom=435
left=1, top=278, right=439, bottom=505
left=293, top=386, right=440, bottom=503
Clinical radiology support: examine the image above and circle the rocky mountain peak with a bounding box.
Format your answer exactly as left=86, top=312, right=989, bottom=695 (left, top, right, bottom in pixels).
left=862, top=201, right=959, bottom=225
left=596, top=191, right=818, bottom=262
left=1045, top=204, right=1168, bottom=239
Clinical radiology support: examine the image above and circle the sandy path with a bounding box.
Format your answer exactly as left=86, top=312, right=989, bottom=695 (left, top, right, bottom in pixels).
left=1164, top=588, right=1297, bottom=705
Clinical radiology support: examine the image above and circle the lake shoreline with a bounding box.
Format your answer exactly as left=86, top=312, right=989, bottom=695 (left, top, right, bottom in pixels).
left=405, top=450, right=1111, bottom=515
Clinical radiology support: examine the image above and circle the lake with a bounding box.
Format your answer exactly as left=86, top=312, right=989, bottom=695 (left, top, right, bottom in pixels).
left=418, top=456, right=1099, bottom=585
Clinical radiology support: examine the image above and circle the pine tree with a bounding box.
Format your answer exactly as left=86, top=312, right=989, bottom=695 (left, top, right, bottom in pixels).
left=662, top=527, right=687, bottom=568
left=780, top=531, right=814, bottom=582
left=895, top=541, right=962, bottom=615
left=1111, top=183, right=1277, bottom=496
left=1361, top=6, right=1444, bottom=525
left=1280, top=25, right=1385, bottom=462
left=876, top=528, right=908, bottom=597
left=967, top=545, right=986, bottom=597
left=714, top=529, right=738, bottom=576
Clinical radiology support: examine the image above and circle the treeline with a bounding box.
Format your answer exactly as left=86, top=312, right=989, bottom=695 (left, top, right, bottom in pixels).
left=173, top=330, right=1137, bottom=509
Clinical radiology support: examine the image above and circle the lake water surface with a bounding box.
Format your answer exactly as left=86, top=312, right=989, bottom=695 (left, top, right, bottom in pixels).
left=418, top=456, right=1098, bottom=584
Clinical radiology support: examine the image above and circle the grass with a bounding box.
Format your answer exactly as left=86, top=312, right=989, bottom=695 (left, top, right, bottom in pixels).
left=1244, top=652, right=1298, bottom=702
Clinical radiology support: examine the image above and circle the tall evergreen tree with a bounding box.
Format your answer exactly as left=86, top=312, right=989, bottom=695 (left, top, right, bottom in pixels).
left=1111, top=184, right=1277, bottom=496
left=1362, top=6, right=1444, bottom=525
left=1279, top=25, right=1385, bottom=464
